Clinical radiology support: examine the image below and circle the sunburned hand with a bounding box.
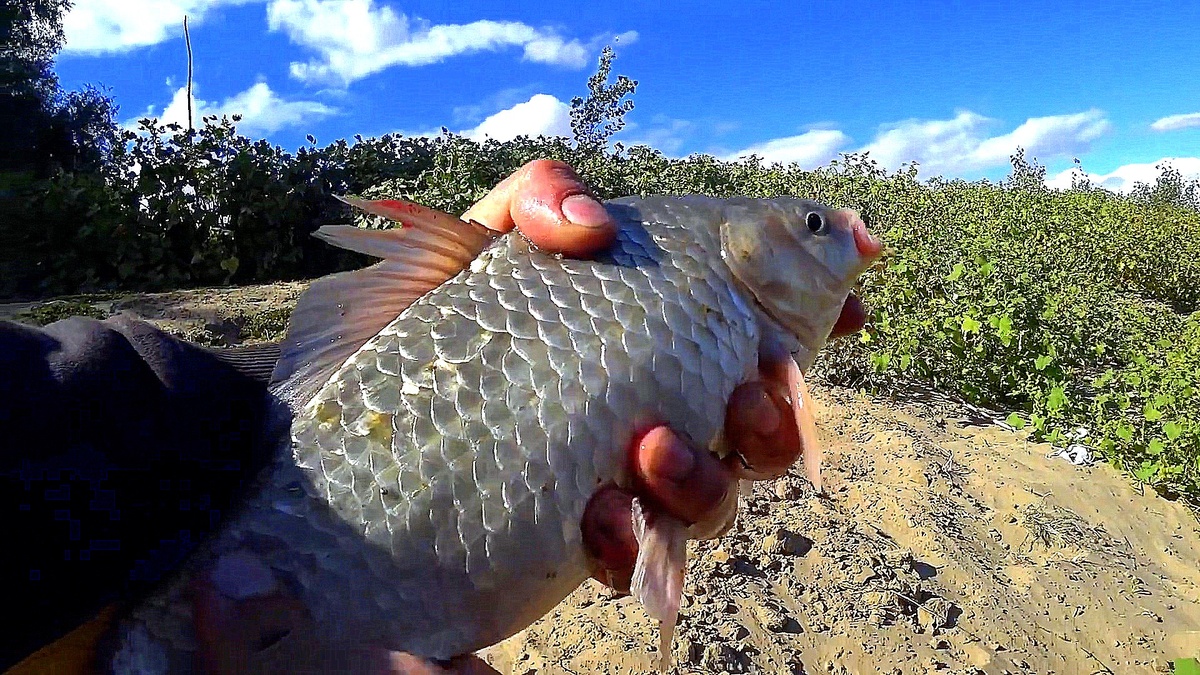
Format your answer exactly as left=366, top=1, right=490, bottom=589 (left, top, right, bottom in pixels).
left=191, top=159, right=868, bottom=673
left=464, top=160, right=866, bottom=591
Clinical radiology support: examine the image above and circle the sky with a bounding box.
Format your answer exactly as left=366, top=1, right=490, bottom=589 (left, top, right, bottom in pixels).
left=54, top=0, right=1200, bottom=192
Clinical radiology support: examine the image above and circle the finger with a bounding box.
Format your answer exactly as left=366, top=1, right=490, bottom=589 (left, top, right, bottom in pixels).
left=581, top=485, right=638, bottom=593
left=191, top=570, right=313, bottom=675
left=829, top=292, right=866, bottom=338
left=461, top=159, right=616, bottom=257
left=582, top=427, right=733, bottom=593
left=724, top=380, right=801, bottom=479
left=631, top=426, right=733, bottom=527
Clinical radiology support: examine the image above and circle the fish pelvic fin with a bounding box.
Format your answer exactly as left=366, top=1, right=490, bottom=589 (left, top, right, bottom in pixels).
left=631, top=498, right=689, bottom=673
left=271, top=197, right=498, bottom=406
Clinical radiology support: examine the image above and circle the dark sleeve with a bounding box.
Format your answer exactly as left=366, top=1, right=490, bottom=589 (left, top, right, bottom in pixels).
left=0, top=313, right=279, bottom=669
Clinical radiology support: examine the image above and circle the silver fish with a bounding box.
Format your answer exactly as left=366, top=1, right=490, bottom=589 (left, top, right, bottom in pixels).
left=108, top=195, right=881, bottom=673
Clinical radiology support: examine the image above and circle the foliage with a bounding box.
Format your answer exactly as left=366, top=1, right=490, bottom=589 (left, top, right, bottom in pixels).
left=4, top=117, right=436, bottom=296
left=3, top=26, right=1197, bottom=501
left=570, top=46, right=638, bottom=150
left=14, top=298, right=107, bottom=325
left=1, top=0, right=119, bottom=175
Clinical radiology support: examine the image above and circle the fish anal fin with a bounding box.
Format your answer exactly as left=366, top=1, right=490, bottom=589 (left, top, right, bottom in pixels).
left=784, top=357, right=823, bottom=493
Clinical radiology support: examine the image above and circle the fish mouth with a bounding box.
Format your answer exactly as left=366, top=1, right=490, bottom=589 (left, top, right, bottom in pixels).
left=830, top=208, right=884, bottom=262
left=851, top=217, right=883, bottom=259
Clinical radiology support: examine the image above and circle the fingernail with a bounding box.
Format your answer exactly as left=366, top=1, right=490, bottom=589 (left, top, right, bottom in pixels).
left=211, top=551, right=278, bottom=601
left=562, top=193, right=610, bottom=228
left=645, top=428, right=696, bottom=484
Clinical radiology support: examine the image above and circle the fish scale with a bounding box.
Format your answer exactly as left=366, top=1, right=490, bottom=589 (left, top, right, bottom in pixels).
left=108, top=195, right=879, bottom=673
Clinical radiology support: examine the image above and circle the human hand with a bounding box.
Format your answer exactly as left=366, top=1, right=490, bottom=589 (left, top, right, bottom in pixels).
left=462, top=159, right=866, bottom=591
left=192, top=159, right=868, bottom=672
left=190, top=555, right=499, bottom=674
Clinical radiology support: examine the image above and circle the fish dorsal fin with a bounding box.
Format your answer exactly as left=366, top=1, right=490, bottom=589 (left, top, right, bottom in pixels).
left=270, top=197, right=498, bottom=407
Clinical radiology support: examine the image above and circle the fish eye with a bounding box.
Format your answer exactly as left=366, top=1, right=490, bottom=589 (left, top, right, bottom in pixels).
left=805, top=211, right=827, bottom=235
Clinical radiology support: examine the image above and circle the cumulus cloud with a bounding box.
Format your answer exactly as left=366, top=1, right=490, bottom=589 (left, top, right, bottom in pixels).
left=462, top=94, right=572, bottom=142
left=131, top=82, right=336, bottom=135
left=63, top=0, right=259, bottom=54
left=266, top=0, right=611, bottom=86
left=724, top=129, right=850, bottom=168
left=617, top=115, right=697, bottom=156
left=451, top=86, right=539, bottom=126
left=1046, top=157, right=1200, bottom=193
left=1150, top=112, right=1200, bottom=132
left=860, top=109, right=1111, bottom=176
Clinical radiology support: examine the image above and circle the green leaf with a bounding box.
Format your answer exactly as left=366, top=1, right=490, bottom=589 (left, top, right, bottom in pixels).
left=946, top=262, right=965, bottom=281
left=1163, top=421, right=1183, bottom=441
left=1132, top=461, right=1159, bottom=483
left=1148, top=438, right=1165, bottom=456
left=1116, top=424, right=1134, bottom=442
left=1035, top=355, right=1052, bottom=370
left=1172, top=657, right=1200, bottom=675
left=1143, top=403, right=1164, bottom=422
left=1005, top=412, right=1027, bottom=430
left=1045, top=386, right=1067, bottom=413
left=995, top=314, right=1013, bottom=345
left=961, top=316, right=982, bottom=334
left=871, top=353, right=891, bottom=372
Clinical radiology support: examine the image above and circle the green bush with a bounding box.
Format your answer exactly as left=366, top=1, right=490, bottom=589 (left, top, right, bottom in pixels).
left=5, top=108, right=1198, bottom=502
left=360, top=138, right=1200, bottom=501
left=4, top=116, right=439, bottom=296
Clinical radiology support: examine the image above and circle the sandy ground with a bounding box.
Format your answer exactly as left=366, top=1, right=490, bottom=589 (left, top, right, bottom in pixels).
left=5, top=286, right=1199, bottom=674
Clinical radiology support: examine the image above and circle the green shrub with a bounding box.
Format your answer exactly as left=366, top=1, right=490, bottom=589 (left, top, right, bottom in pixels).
left=5, top=112, right=1198, bottom=502
left=14, top=299, right=107, bottom=326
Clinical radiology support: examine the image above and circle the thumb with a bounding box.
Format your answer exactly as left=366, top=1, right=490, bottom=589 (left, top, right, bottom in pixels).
left=190, top=552, right=311, bottom=674
left=461, top=159, right=616, bottom=257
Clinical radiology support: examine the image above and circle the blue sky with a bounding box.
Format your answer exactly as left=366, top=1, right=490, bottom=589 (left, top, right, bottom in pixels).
left=56, top=0, right=1200, bottom=192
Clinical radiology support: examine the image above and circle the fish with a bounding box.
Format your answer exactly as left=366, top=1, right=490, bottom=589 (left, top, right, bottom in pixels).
left=106, top=194, right=882, bottom=673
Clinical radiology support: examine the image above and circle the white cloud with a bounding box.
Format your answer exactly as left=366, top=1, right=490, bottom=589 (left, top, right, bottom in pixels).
left=131, top=82, right=336, bottom=135
left=724, top=129, right=850, bottom=168
left=451, top=86, right=539, bottom=126
left=1150, top=112, right=1200, bottom=132
left=1046, top=157, right=1200, bottom=193
left=860, top=109, right=1111, bottom=176
left=63, top=0, right=259, bottom=54
left=620, top=115, right=697, bottom=156
left=266, top=0, right=603, bottom=86
left=462, top=94, right=572, bottom=142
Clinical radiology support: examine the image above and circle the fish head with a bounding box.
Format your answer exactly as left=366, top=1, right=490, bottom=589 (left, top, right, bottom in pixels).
left=720, top=197, right=883, bottom=370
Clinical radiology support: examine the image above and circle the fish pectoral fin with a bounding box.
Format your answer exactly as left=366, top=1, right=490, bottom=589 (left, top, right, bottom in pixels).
left=271, top=198, right=499, bottom=406
left=205, top=341, right=282, bottom=384
left=272, top=261, right=460, bottom=406
left=630, top=498, right=688, bottom=673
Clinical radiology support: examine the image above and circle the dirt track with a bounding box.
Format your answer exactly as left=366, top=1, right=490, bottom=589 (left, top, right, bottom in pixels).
left=6, top=286, right=1199, bottom=674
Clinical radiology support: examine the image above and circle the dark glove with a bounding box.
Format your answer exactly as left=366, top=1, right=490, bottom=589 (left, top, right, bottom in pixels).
left=0, top=313, right=280, bottom=669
